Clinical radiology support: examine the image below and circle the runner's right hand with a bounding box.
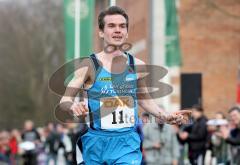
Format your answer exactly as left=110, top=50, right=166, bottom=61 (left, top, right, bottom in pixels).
left=70, top=102, right=88, bottom=117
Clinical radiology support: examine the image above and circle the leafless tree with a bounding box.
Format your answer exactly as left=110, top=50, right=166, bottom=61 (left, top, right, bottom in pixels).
left=0, top=0, right=65, bottom=128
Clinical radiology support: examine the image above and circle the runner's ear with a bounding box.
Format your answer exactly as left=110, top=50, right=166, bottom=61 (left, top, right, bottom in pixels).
left=99, top=31, right=104, bottom=38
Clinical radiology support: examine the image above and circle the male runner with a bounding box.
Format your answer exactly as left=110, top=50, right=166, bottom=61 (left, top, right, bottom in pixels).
left=60, top=6, right=191, bottom=165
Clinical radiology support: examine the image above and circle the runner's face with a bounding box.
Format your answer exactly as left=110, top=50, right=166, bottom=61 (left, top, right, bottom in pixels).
left=100, top=14, right=128, bottom=46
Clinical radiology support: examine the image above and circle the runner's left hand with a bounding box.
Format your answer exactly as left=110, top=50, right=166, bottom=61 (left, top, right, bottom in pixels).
left=165, top=110, right=192, bottom=125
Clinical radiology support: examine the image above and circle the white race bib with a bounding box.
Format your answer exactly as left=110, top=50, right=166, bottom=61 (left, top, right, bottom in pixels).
left=100, top=96, right=135, bottom=129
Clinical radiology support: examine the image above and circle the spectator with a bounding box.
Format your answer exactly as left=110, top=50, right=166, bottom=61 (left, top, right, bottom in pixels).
left=21, top=120, right=41, bottom=165
left=158, top=123, right=180, bottom=165
left=215, top=112, right=226, bottom=120
left=142, top=116, right=161, bottom=165
left=218, top=106, right=240, bottom=165
left=207, top=112, right=230, bottom=164
left=45, top=122, right=60, bottom=165
left=9, top=129, right=21, bottom=164
left=56, top=124, right=72, bottom=165
left=36, top=127, right=48, bottom=165
left=178, top=106, right=208, bottom=165
left=176, top=124, right=192, bottom=165
left=0, top=131, right=11, bottom=164
left=142, top=112, right=151, bottom=125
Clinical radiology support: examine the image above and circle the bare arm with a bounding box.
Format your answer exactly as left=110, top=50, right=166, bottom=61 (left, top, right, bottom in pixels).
left=135, top=58, right=167, bottom=118
left=59, top=58, right=92, bottom=116
left=137, top=77, right=166, bottom=118
left=135, top=58, right=190, bottom=124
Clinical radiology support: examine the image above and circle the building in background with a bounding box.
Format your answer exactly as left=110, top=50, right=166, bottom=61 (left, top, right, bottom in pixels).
left=90, top=0, right=239, bottom=117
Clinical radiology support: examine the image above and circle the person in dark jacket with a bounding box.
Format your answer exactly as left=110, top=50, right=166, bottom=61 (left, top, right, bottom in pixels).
left=178, top=106, right=208, bottom=165
left=21, top=120, right=41, bottom=165
left=45, top=122, right=61, bottom=165
left=217, top=106, right=240, bottom=165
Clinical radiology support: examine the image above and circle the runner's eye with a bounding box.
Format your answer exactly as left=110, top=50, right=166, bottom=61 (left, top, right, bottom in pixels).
left=107, top=23, right=115, bottom=28
left=120, top=24, right=127, bottom=28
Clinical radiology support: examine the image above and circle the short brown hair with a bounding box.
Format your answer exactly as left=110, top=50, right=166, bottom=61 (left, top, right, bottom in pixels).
left=98, top=6, right=129, bottom=31
left=229, top=106, right=240, bottom=113
left=192, top=105, right=203, bottom=112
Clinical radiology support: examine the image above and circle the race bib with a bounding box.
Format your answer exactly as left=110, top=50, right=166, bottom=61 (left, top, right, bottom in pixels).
left=100, top=96, right=135, bottom=129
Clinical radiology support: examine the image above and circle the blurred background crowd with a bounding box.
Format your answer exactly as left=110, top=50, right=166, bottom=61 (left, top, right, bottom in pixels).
left=141, top=106, right=240, bottom=165
left=0, top=120, right=88, bottom=165
left=0, top=105, right=240, bottom=165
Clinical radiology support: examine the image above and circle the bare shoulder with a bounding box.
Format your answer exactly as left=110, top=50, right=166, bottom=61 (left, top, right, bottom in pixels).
left=134, top=57, right=146, bottom=65
left=74, top=57, right=93, bottom=78
left=68, top=57, right=95, bottom=88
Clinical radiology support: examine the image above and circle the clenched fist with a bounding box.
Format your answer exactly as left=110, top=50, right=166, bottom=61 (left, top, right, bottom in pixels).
left=70, top=101, right=89, bottom=117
